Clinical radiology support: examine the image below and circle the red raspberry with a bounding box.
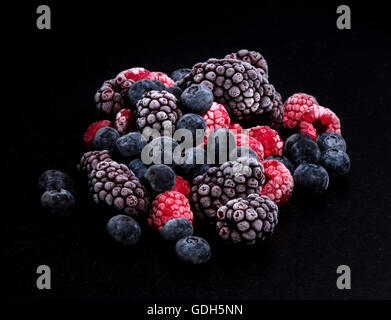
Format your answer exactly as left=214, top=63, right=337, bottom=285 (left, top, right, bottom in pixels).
left=260, top=160, right=294, bottom=206
left=150, top=72, right=175, bottom=87
left=83, top=120, right=112, bottom=149
left=235, top=133, right=264, bottom=161
left=114, top=108, right=137, bottom=135
left=172, top=175, right=190, bottom=199
left=203, top=102, right=231, bottom=131
left=228, top=122, right=242, bottom=134
left=248, top=126, right=283, bottom=158
left=299, top=105, right=341, bottom=141
left=115, top=67, right=152, bottom=84
left=148, top=191, right=194, bottom=231
left=283, top=93, right=318, bottom=129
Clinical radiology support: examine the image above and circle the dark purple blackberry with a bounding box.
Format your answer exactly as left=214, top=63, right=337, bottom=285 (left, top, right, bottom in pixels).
left=293, top=163, right=329, bottom=193
left=176, top=113, right=207, bottom=146
left=171, top=68, right=191, bottom=82
left=106, top=214, right=141, bottom=246
left=78, top=150, right=112, bottom=175
left=95, top=79, right=129, bottom=118
left=225, top=49, right=269, bottom=78
left=316, top=132, right=347, bottom=152
left=160, top=218, right=193, bottom=242
left=93, top=127, right=120, bottom=153
left=115, top=132, right=147, bottom=161
left=127, top=79, right=165, bottom=108
left=175, top=236, right=211, bottom=264
left=181, top=84, right=214, bottom=114
left=135, top=90, right=182, bottom=136
left=318, top=149, right=350, bottom=177
left=38, top=170, right=74, bottom=193
left=216, top=194, right=278, bottom=245
left=143, top=164, right=176, bottom=194
left=40, top=189, right=75, bottom=216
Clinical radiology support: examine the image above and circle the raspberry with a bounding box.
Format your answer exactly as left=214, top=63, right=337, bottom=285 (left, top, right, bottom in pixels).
left=235, top=133, right=264, bottom=161
left=248, top=125, right=283, bottom=158
left=260, top=160, right=294, bottom=206
left=172, top=175, right=191, bottom=199
left=83, top=120, right=112, bottom=149
left=299, top=105, right=341, bottom=141
left=114, top=108, right=137, bottom=135
left=115, top=67, right=153, bottom=84
left=150, top=72, right=175, bottom=87
left=228, top=122, right=242, bottom=134
left=202, top=103, right=231, bottom=139
left=148, top=191, right=194, bottom=231
left=283, top=93, right=318, bottom=129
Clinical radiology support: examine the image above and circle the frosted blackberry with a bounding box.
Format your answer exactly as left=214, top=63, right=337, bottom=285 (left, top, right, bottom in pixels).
left=181, top=84, right=214, bottom=114
left=175, top=236, right=211, bottom=264
left=160, top=218, right=193, bottom=242
left=115, top=132, right=147, bottom=160
left=293, top=163, right=329, bottom=193
left=38, top=170, right=74, bottom=193
left=78, top=150, right=111, bottom=175
left=319, top=149, right=350, bottom=177
left=93, top=127, right=120, bottom=152
left=127, top=79, right=165, bottom=108
left=316, top=132, right=347, bottom=152
left=216, top=194, right=278, bottom=245
left=106, top=214, right=141, bottom=246
left=40, top=189, right=75, bottom=216
left=135, top=90, right=182, bottom=136
left=95, top=79, right=132, bottom=117
left=143, top=164, right=176, bottom=194
left=176, top=113, right=207, bottom=146
left=225, top=49, right=269, bottom=78
left=128, top=158, right=148, bottom=180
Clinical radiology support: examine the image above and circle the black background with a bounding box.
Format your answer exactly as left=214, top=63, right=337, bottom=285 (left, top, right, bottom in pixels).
left=4, top=0, right=391, bottom=303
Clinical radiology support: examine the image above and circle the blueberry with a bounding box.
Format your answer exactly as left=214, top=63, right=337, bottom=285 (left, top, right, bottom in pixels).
left=178, top=147, right=210, bottom=181
left=170, top=68, right=191, bottom=82
left=128, top=79, right=165, bottom=108
left=38, top=169, right=74, bottom=193
left=143, top=164, right=176, bottom=194
left=289, top=139, right=321, bottom=165
left=128, top=158, right=148, bottom=179
left=175, top=236, right=211, bottom=264
left=230, top=146, right=259, bottom=161
left=206, top=128, right=237, bottom=165
left=284, top=133, right=313, bottom=155
left=165, top=86, right=183, bottom=101
left=40, top=189, right=75, bottom=216
left=93, top=127, right=120, bottom=152
left=176, top=113, right=207, bottom=146
left=160, top=218, right=193, bottom=242
left=181, top=84, right=213, bottom=114
left=293, top=163, right=329, bottom=193
left=143, top=136, right=180, bottom=167
left=115, top=132, right=147, bottom=160
left=106, top=214, right=141, bottom=246
left=317, top=132, right=347, bottom=152
left=318, top=148, right=350, bottom=177
left=265, top=155, right=295, bottom=175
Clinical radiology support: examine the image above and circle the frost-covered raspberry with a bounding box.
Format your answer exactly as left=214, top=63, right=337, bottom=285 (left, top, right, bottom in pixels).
left=229, top=122, right=243, bottom=134
left=150, top=72, right=175, bottom=87
left=283, top=93, right=319, bottom=129
left=172, top=175, right=191, bottom=198
left=83, top=120, right=112, bottom=149
left=148, top=191, right=194, bottom=231
left=202, top=102, right=231, bottom=132
left=115, top=67, right=153, bottom=83
left=235, top=133, right=264, bottom=161
left=114, top=108, right=137, bottom=135
left=260, top=160, right=294, bottom=206
left=248, top=125, right=283, bottom=158
left=299, top=105, right=341, bottom=141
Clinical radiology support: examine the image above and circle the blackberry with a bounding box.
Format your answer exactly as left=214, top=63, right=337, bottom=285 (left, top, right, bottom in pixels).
left=230, top=146, right=259, bottom=161
left=178, top=58, right=283, bottom=126
left=127, top=79, right=165, bottom=108
left=319, top=149, right=351, bottom=177
left=40, top=189, right=75, bottom=216
left=93, top=127, right=120, bottom=152
left=293, top=163, right=329, bottom=193
left=95, top=79, right=131, bottom=117
left=143, top=164, right=176, bottom=194
left=78, top=150, right=111, bottom=175
left=191, top=158, right=265, bottom=221
left=160, top=218, right=194, bottom=242
left=265, top=155, right=295, bottom=175
left=225, top=49, right=269, bottom=78
left=283, top=133, right=313, bottom=155
left=206, top=128, right=237, bottom=165
left=115, top=132, right=147, bottom=160
left=176, top=113, right=207, bottom=146
left=181, top=84, right=214, bottom=114
left=171, top=68, right=191, bottom=82
left=38, top=170, right=74, bottom=193
left=216, top=194, right=278, bottom=245
left=289, top=138, right=321, bottom=165
left=89, top=160, right=149, bottom=217
left=175, top=236, right=211, bottom=264
left=127, top=158, right=148, bottom=180
left=106, top=214, right=141, bottom=246
left=142, top=136, right=180, bottom=167
left=135, top=90, right=182, bottom=136
left=316, top=132, right=347, bottom=152
left=178, top=147, right=210, bottom=181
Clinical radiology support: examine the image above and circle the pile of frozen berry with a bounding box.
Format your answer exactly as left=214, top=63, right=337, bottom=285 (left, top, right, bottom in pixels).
left=38, top=49, right=350, bottom=264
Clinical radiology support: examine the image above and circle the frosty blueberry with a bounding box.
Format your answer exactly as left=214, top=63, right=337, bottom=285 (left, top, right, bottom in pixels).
left=175, top=236, right=211, bottom=264
left=318, top=148, right=350, bottom=177
left=93, top=127, right=120, bottom=152
left=293, top=163, right=329, bottom=193
left=40, top=189, right=75, bottom=216
left=106, top=214, right=141, bottom=246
